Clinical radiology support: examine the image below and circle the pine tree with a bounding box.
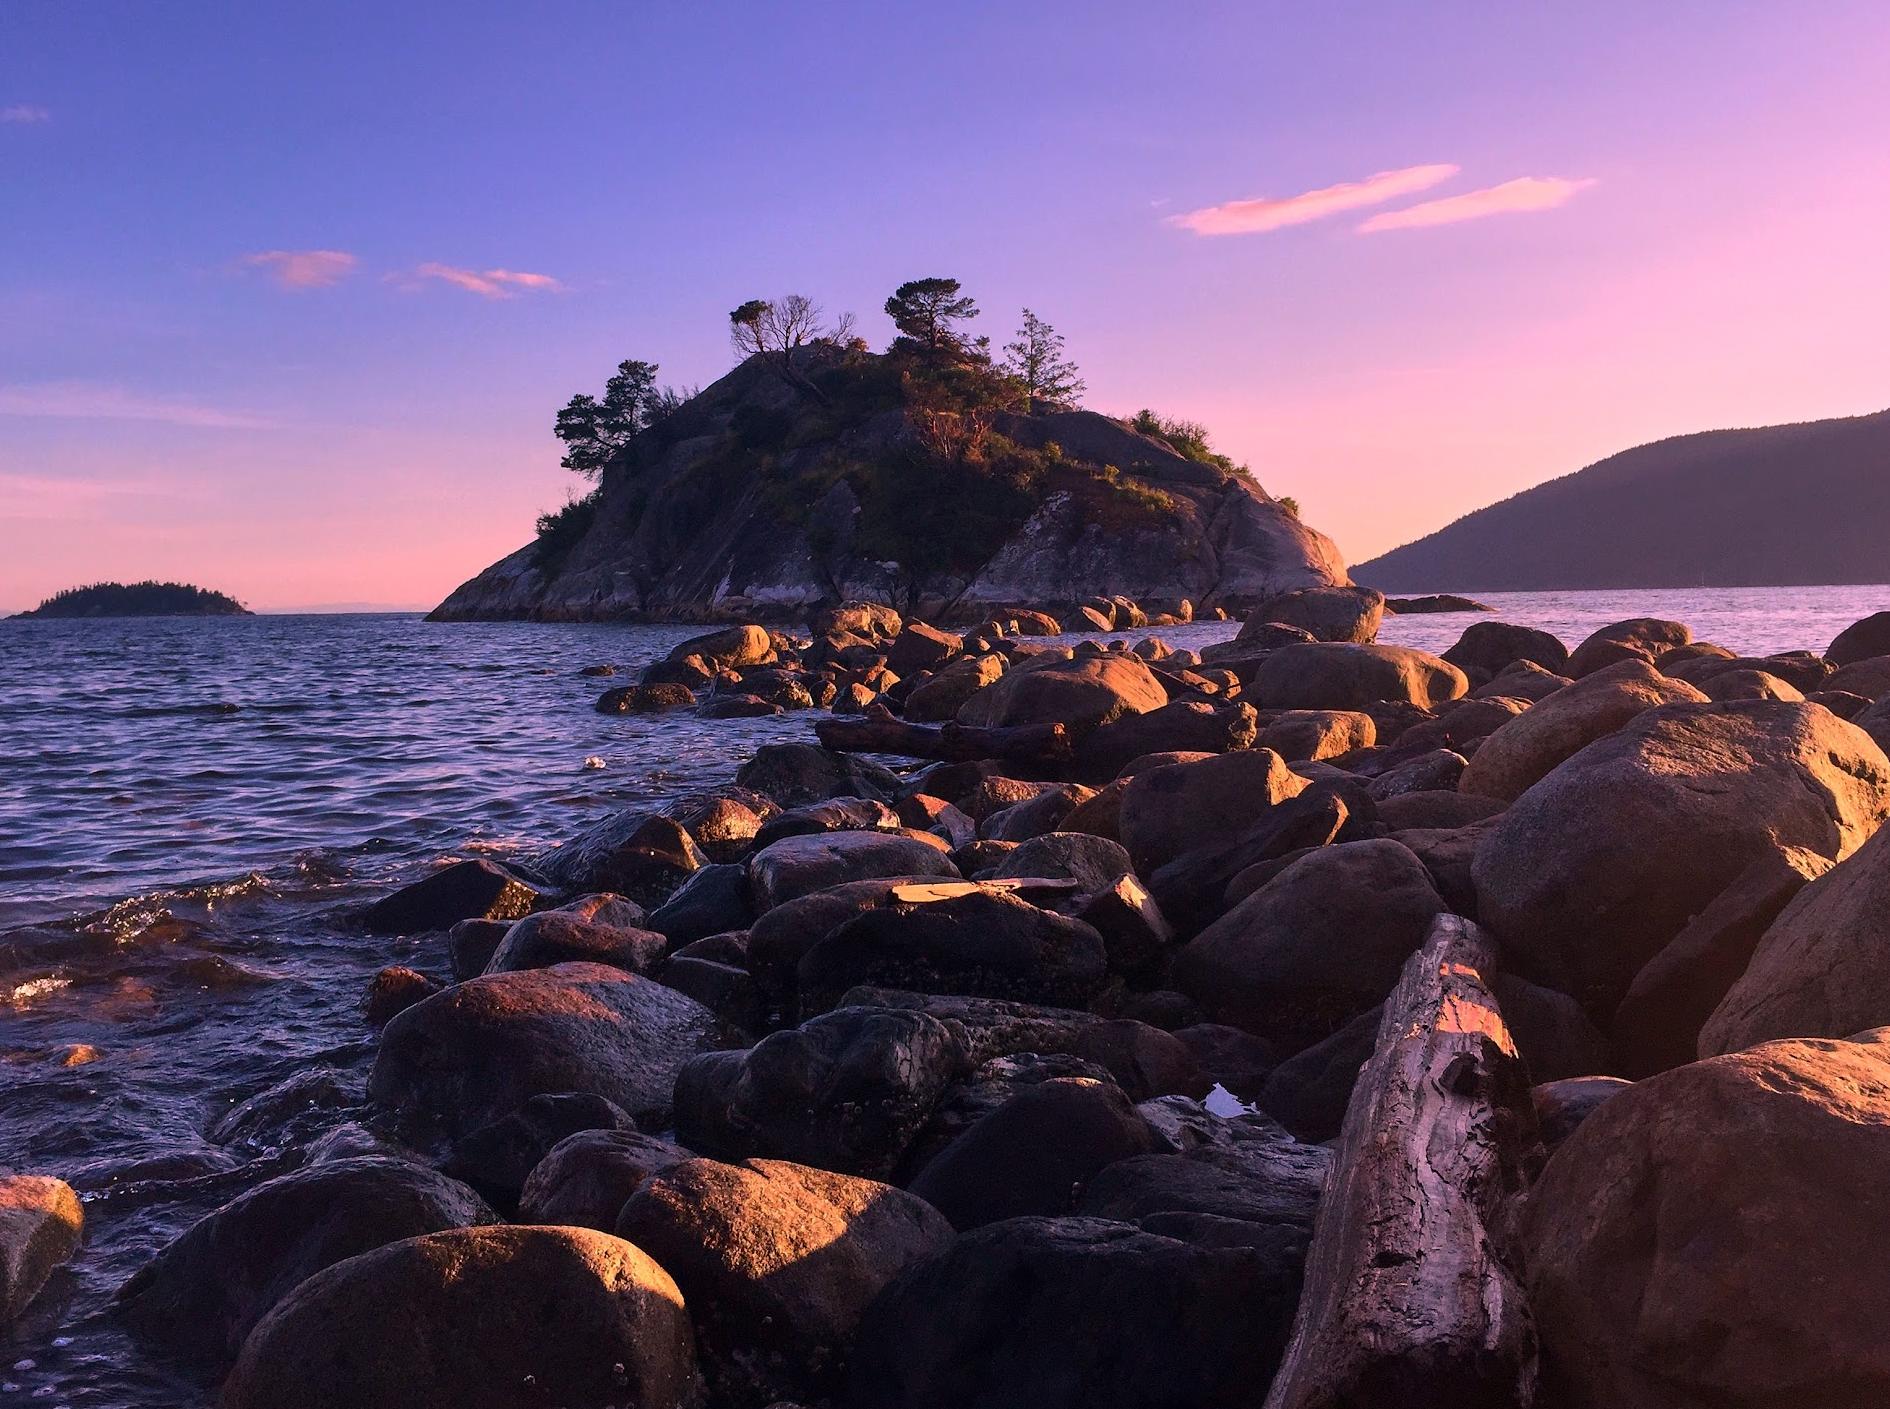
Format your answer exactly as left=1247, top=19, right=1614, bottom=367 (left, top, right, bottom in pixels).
left=1000, top=308, right=1085, bottom=409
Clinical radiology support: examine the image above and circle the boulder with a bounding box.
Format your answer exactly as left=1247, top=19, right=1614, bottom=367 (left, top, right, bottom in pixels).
left=1073, top=872, right=1175, bottom=973
left=666, top=789, right=779, bottom=861
left=673, top=1007, right=969, bottom=1178
left=1476, top=700, right=1890, bottom=1013
left=119, top=1157, right=495, bottom=1364
left=745, top=877, right=934, bottom=1016
left=907, top=1078, right=1158, bottom=1229
left=517, top=1129, right=691, bottom=1231
left=1075, top=1133, right=1327, bottom=1249
left=1494, top=973, right=1611, bottom=1082
left=990, top=831, right=1134, bottom=894
left=1471, top=659, right=1572, bottom=702
left=1458, top=658, right=1709, bottom=803
left=1118, top=749, right=1310, bottom=874
left=1828, top=611, right=1890, bottom=667
left=669, top=622, right=772, bottom=670
left=1260, top=709, right=1376, bottom=762
left=885, top=622, right=963, bottom=673
left=221, top=1225, right=701, bottom=1409
left=595, top=682, right=696, bottom=714
left=697, top=692, right=783, bottom=718
left=904, top=653, right=1005, bottom=722
left=1253, top=643, right=1467, bottom=711
left=367, top=962, right=725, bottom=1139
left=361, top=859, right=540, bottom=935
left=1443, top=620, right=1570, bottom=677
left=956, top=653, right=1167, bottom=735
left=798, top=891, right=1108, bottom=1013
left=1174, top=1023, right=1278, bottom=1097
left=750, top=797, right=902, bottom=847
left=1614, top=846, right=1832, bottom=1075
left=1700, top=823, right=1890, bottom=1055
left=980, top=783, right=1095, bottom=842
left=1700, top=667, right=1803, bottom=702
left=847, top=1215, right=1298, bottom=1409
left=1364, top=747, right=1468, bottom=799
left=363, top=966, right=439, bottom=1028
left=1074, top=700, right=1259, bottom=780
left=734, top=742, right=903, bottom=808
left=1565, top=616, right=1691, bottom=677
left=1531, top=1075, right=1632, bottom=1150
left=0, top=1175, right=83, bottom=1324
left=1826, top=654, right=1890, bottom=700
left=648, top=863, right=755, bottom=946
left=1145, top=785, right=1351, bottom=933
left=1173, top=839, right=1448, bottom=1052
left=442, top=1092, right=638, bottom=1200
left=747, top=831, right=957, bottom=911
left=1374, top=788, right=1506, bottom=830
left=483, top=911, right=666, bottom=976
left=1522, top=1034, right=1890, bottom=1408
left=1243, top=585, right=1386, bottom=644
left=1393, top=694, right=1530, bottom=755
left=1256, top=1005, right=1381, bottom=1142
left=619, top=1158, right=954, bottom=1409
left=534, top=810, right=705, bottom=906
left=813, top=601, right=902, bottom=640
left=446, top=917, right=509, bottom=980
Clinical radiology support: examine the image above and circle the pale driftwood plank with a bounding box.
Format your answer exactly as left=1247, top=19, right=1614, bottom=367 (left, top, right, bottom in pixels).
left=1265, top=913, right=1539, bottom=1409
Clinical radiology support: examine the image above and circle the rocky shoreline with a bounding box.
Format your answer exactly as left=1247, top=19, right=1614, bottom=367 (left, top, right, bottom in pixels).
left=12, top=589, right=1890, bottom=1406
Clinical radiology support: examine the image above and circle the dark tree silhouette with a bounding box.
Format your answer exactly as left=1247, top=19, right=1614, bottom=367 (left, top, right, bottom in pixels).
left=1000, top=308, right=1085, bottom=408
left=884, top=277, right=979, bottom=350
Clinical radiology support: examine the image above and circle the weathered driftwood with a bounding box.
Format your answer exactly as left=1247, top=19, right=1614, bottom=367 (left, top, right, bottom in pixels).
left=1264, top=914, right=1539, bottom=1409
left=814, top=714, right=1072, bottom=764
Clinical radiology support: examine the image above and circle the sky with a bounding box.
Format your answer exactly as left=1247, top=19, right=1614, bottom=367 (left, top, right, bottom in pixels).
left=4, top=2, right=1890, bottom=612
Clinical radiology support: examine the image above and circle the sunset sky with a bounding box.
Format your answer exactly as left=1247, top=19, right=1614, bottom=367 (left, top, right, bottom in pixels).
left=5, top=2, right=1889, bottom=612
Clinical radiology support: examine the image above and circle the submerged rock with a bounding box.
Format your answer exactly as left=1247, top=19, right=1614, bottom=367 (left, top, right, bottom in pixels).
left=0, top=1175, right=83, bottom=1324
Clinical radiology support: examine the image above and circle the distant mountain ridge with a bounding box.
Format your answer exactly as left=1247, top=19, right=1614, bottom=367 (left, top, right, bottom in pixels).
left=1355, top=408, right=1890, bottom=592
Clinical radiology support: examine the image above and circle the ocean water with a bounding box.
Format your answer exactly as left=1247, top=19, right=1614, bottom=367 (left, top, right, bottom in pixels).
left=1, top=585, right=1886, bottom=1406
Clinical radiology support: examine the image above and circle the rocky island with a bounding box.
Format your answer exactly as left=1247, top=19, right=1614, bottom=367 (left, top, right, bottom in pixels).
left=15, top=580, right=252, bottom=619
left=432, top=284, right=1346, bottom=623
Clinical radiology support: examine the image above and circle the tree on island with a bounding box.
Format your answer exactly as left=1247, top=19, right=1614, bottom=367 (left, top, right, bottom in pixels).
left=884, top=277, right=979, bottom=350
left=554, top=359, right=677, bottom=478
left=729, top=294, right=855, bottom=401
left=19, top=581, right=250, bottom=618
left=1000, top=308, right=1085, bottom=409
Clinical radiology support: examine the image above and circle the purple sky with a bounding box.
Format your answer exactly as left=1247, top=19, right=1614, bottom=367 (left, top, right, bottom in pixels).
left=5, top=2, right=1890, bottom=611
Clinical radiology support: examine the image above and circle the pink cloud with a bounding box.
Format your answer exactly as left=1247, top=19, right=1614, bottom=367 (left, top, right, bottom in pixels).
left=1169, top=164, right=1460, bottom=236
left=1, top=104, right=51, bottom=124
left=408, top=263, right=564, bottom=298
left=1358, top=176, right=1597, bottom=232
left=243, top=249, right=358, bottom=289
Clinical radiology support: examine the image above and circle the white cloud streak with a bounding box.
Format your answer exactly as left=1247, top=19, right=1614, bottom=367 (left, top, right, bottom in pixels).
left=403, top=264, right=564, bottom=298
left=1169, top=164, right=1460, bottom=236
left=242, top=249, right=358, bottom=289
left=1358, top=176, right=1597, bottom=232
left=0, top=382, right=277, bottom=430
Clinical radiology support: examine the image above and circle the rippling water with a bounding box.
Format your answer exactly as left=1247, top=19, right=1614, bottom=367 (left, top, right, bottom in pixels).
left=2, top=587, right=1886, bottom=1406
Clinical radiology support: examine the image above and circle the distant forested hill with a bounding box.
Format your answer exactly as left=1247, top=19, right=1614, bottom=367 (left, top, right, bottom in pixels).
left=1355, top=409, right=1890, bottom=591
left=17, top=581, right=252, bottom=618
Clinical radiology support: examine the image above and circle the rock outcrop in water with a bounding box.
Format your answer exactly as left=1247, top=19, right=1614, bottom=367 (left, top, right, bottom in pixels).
left=15, top=580, right=251, bottom=618
left=430, top=345, right=1348, bottom=623
left=1356, top=406, right=1890, bottom=591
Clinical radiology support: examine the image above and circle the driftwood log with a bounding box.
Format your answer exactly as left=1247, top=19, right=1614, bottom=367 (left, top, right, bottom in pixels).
left=814, top=714, right=1072, bottom=765
left=1264, top=914, right=1540, bottom=1409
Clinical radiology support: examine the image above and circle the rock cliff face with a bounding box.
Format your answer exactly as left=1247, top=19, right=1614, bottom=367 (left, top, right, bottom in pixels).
left=431, top=350, right=1347, bottom=623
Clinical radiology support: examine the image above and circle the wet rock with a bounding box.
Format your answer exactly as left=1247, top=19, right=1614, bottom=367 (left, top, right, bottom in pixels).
left=484, top=910, right=667, bottom=976
left=208, top=1069, right=354, bottom=1153
left=221, top=1225, right=701, bottom=1409
left=908, top=1078, right=1158, bottom=1229
left=1459, top=658, right=1708, bottom=801
left=1701, top=822, right=1890, bottom=1055
left=0, top=1175, right=83, bottom=1324
left=1475, top=700, right=1890, bottom=1013
left=1074, top=700, right=1259, bottom=780
left=1173, top=839, right=1447, bottom=1052
left=361, top=858, right=541, bottom=935
left=362, top=966, right=439, bottom=1028
left=666, top=790, right=780, bottom=862
left=368, top=962, right=725, bottom=1138
left=674, top=1007, right=969, bottom=1178
left=442, top=1092, right=638, bottom=1203
left=516, top=1129, right=691, bottom=1231
left=747, top=831, right=957, bottom=911
left=1531, top=1075, right=1631, bottom=1150
left=447, top=917, right=510, bottom=980
left=670, top=622, right=773, bottom=670
left=1118, top=749, right=1309, bottom=874
left=1522, top=1034, right=1890, bottom=1409
left=745, top=878, right=932, bottom=1017
left=534, top=810, right=706, bottom=907
left=1253, top=642, right=1468, bottom=711
left=735, top=742, right=903, bottom=807
left=980, top=783, right=1095, bottom=841
left=956, top=653, right=1167, bottom=735
left=751, top=797, right=901, bottom=847
left=620, top=1158, right=954, bottom=1409
left=1243, top=585, right=1385, bottom=644
left=648, top=863, right=755, bottom=946
left=1613, top=846, right=1831, bottom=1075
left=119, top=1157, right=495, bottom=1364
left=1566, top=616, right=1692, bottom=677
left=1260, top=709, right=1376, bottom=762
left=847, top=1215, right=1296, bottom=1409
left=798, top=891, right=1108, bottom=1013
left=698, top=692, right=783, bottom=718
left=595, top=682, right=696, bottom=713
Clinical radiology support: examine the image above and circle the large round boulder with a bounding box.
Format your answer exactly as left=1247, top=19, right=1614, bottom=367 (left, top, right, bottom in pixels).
left=1458, top=658, right=1708, bottom=802
left=1171, top=839, right=1447, bottom=1052
left=221, top=1225, right=701, bottom=1409
left=367, top=962, right=726, bottom=1139
left=1443, top=619, right=1570, bottom=677
left=956, top=654, right=1167, bottom=735
left=1240, top=585, right=1385, bottom=644
left=747, top=831, right=957, bottom=911
left=1700, top=819, right=1890, bottom=1054
left=518, top=1129, right=692, bottom=1231
left=1828, top=611, right=1890, bottom=668
left=1565, top=617, right=1691, bottom=677
left=618, top=1157, right=954, bottom=1409
left=119, top=1157, right=496, bottom=1365
left=1522, top=1032, right=1890, bottom=1408
left=483, top=910, right=667, bottom=976
left=669, top=623, right=772, bottom=670
left=1252, top=643, right=1467, bottom=711
left=1474, top=700, right=1890, bottom=1013
left=1117, top=749, right=1310, bottom=874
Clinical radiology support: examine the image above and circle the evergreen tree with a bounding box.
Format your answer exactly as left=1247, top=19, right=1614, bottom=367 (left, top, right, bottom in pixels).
left=884, top=277, right=979, bottom=349
left=554, top=359, right=662, bottom=477
left=1000, top=308, right=1085, bottom=408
